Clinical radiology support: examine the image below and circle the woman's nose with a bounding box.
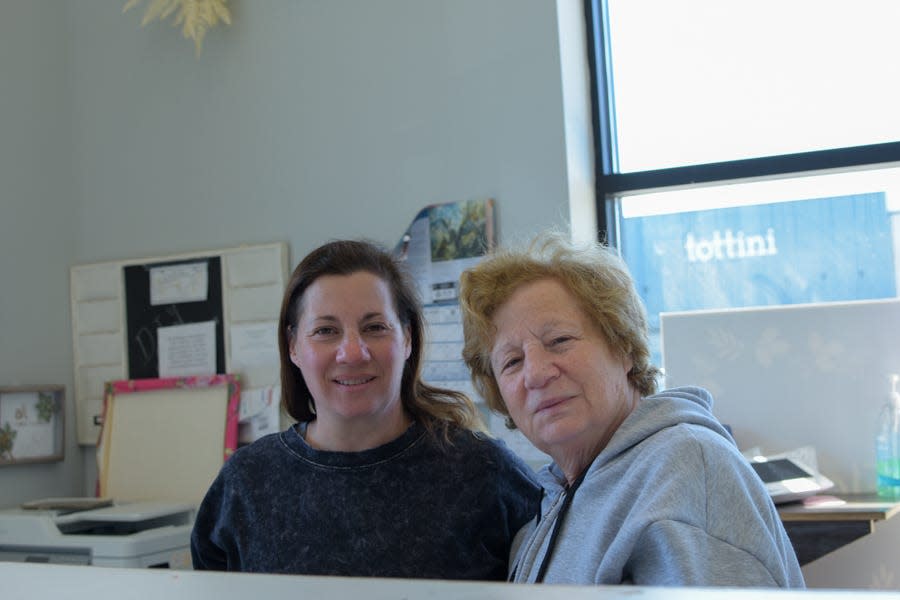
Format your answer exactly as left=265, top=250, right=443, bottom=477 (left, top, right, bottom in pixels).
left=523, top=348, right=559, bottom=389
left=336, top=332, right=371, bottom=363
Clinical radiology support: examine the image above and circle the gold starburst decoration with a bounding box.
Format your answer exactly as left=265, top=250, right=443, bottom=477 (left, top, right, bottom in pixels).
left=123, top=0, right=231, bottom=56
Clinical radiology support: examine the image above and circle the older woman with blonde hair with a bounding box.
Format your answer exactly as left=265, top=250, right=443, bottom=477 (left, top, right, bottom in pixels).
left=460, top=231, right=803, bottom=587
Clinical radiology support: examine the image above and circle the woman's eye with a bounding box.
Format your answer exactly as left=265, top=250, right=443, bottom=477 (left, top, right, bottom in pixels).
left=312, top=326, right=337, bottom=337
left=550, top=336, right=573, bottom=347
left=364, top=322, right=390, bottom=333
left=501, top=357, right=521, bottom=372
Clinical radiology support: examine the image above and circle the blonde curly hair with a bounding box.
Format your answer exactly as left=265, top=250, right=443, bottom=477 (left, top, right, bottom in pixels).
left=459, top=231, right=659, bottom=428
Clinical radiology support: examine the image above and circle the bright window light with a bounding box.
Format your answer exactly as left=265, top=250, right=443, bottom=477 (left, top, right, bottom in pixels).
left=607, top=0, right=900, bottom=172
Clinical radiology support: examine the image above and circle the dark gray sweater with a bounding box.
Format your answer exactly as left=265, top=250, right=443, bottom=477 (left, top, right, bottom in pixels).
left=191, top=420, right=541, bottom=579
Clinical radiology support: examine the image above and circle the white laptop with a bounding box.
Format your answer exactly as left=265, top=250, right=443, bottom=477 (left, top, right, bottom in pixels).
left=660, top=298, right=900, bottom=494
left=748, top=457, right=834, bottom=504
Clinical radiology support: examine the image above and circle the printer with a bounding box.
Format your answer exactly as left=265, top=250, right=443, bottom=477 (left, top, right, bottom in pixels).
left=0, top=373, right=232, bottom=569
left=0, top=501, right=194, bottom=568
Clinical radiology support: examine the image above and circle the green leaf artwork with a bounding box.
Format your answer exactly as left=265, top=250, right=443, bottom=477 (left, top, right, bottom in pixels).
left=0, top=422, right=17, bottom=460
left=36, top=392, right=58, bottom=423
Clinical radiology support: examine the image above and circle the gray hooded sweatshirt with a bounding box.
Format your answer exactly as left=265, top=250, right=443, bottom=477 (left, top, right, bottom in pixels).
left=510, top=386, right=805, bottom=587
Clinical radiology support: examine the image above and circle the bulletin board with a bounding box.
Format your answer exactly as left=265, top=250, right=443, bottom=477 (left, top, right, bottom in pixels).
left=123, top=257, right=225, bottom=379
left=69, top=242, right=289, bottom=446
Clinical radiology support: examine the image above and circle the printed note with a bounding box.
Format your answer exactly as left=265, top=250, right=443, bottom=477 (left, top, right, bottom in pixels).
left=158, top=321, right=217, bottom=377
left=150, top=262, right=209, bottom=305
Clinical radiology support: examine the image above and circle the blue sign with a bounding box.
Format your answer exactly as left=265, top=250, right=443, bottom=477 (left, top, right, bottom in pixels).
left=621, top=192, right=897, bottom=331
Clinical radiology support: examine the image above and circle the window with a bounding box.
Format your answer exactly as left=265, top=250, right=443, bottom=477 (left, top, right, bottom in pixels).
left=585, top=0, right=900, bottom=365
left=604, top=1, right=900, bottom=173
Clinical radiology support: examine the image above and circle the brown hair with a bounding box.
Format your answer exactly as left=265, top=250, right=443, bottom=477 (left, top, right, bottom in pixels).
left=278, top=239, right=485, bottom=438
left=459, top=231, right=659, bottom=427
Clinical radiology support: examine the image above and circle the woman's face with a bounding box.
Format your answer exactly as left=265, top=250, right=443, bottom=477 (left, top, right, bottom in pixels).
left=490, top=278, right=638, bottom=469
left=290, top=271, right=411, bottom=436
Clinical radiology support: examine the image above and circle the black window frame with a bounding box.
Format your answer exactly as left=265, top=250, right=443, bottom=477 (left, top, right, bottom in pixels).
left=584, top=0, right=900, bottom=245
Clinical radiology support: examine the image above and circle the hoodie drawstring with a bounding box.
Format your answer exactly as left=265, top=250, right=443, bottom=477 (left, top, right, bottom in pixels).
left=533, top=468, right=589, bottom=583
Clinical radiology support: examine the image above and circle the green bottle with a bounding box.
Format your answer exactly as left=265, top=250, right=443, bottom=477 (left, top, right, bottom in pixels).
left=876, top=374, right=900, bottom=499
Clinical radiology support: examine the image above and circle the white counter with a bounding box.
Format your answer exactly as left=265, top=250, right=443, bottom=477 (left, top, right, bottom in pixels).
left=4, top=562, right=900, bottom=600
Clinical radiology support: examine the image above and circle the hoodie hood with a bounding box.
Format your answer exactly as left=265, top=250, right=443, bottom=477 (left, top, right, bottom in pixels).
left=511, top=385, right=804, bottom=586
left=537, top=386, right=734, bottom=493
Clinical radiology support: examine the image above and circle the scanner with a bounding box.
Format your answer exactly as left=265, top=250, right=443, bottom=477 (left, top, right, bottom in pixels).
left=0, top=501, right=194, bottom=568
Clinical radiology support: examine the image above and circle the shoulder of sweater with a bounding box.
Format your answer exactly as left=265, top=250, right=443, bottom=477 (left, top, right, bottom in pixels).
left=222, top=430, right=285, bottom=464
left=639, top=420, right=736, bottom=463
left=442, top=426, right=535, bottom=471
left=599, top=421, right=734, bottom=479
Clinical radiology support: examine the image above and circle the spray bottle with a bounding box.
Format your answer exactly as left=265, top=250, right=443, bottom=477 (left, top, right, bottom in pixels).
left=876, top=374, right=900, bottom=498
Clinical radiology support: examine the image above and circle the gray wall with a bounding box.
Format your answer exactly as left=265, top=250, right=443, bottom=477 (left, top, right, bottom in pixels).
left=0, top=0, right=591, bottom=507
left=0, top=1, right=81, bottom=502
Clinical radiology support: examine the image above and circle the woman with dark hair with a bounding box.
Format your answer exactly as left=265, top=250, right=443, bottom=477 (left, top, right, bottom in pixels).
left=191, top=239, right=540, bottom=579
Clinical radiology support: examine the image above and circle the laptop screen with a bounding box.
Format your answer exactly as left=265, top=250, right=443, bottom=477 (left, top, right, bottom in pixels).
left=750, top=459, right=812, bottom=484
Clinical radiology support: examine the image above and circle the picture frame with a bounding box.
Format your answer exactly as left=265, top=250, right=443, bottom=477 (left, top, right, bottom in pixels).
left=97, top=374, right=239, bottom=503
left=0, top=385, right=65, bottom=465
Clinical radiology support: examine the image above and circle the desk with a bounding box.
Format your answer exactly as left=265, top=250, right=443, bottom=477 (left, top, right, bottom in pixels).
left=778, top=494, right=900, bottom=566
left=4, top=562, right=900, bottom=600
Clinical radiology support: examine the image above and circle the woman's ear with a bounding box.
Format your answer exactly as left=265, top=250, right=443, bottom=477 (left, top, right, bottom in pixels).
left=288, top=326, right=301, bottom=368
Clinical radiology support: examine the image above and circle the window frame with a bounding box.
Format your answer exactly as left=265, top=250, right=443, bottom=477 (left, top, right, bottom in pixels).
left=584, top=0, right=900, bottom=245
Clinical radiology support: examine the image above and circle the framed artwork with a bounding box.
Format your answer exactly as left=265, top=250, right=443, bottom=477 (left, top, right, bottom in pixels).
left=97, top=374, right=240, bottom=503
left=0, top=385, right=65, bottom=465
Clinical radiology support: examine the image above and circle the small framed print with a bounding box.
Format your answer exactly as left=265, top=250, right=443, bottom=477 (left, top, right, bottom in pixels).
left=0, top=385, right=65, bottom=465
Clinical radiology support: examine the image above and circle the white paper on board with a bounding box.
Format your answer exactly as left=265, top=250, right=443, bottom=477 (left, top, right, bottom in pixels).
left=150, top=262, right=209, bottom=305
left=158, top=320, right=217, bottom=377
left=230, top=322, right=279, bottom=371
